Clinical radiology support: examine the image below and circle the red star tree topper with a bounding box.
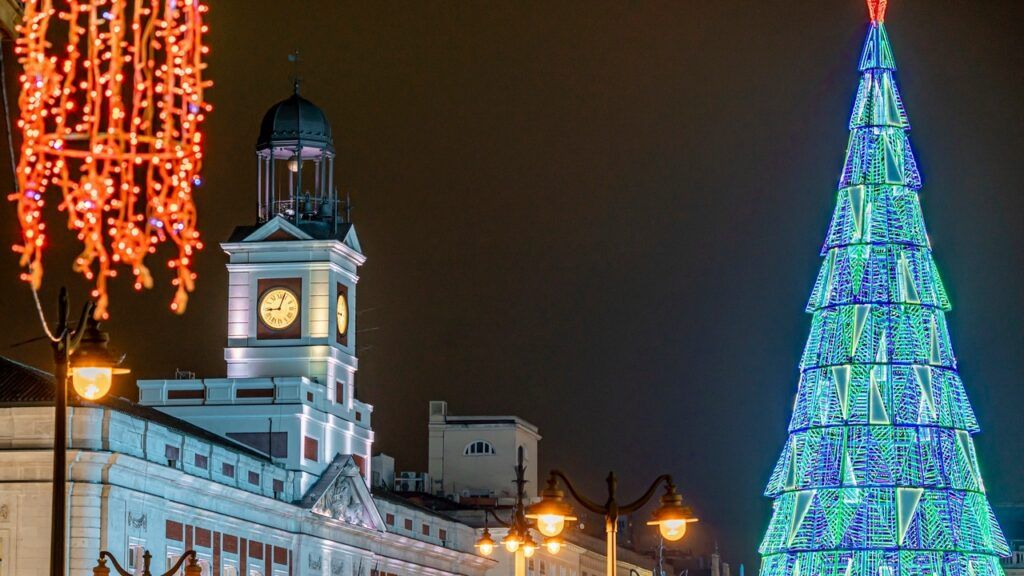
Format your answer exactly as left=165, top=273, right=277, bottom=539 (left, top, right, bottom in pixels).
left=868, top=0, right=889, bottom=22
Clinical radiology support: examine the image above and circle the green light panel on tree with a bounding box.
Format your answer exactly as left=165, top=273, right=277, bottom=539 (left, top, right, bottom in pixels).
left=757, top=5, right=1009, bottom=576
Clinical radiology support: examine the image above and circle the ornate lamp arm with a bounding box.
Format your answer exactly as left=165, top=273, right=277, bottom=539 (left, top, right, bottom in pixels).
left=96, top=551, right=132, bottom=576
left=162, top=550, right=199, bottom=576
left=95, top=549, right=198, bottom=576
left=548, top=470, right=607, bottom=515
left=486, top=507, right=513, bottom=528
left=621, top=474, right=674, bottom=515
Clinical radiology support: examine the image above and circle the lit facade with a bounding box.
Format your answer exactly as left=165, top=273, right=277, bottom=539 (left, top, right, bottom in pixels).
left=0, top=390, right=490, bottom=576
left=427, top=401, right=541, bottom=500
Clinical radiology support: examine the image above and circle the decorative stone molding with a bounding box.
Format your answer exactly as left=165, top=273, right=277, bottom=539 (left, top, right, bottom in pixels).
left=127, top=511, right=147, bottom=530
left=308, top=554, right=322, bottom=571
left=312, top=477, right=373, bottom=528
left=0, top=503, right=9, bottom=521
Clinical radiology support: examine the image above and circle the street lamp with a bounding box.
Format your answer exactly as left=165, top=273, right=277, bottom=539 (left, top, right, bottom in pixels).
left=70, top=317, right=131, bottom=400
left=474, top=527, right=496, bottom=556
left=526, top=471, right=698, bottom=576
left=473, top=447, right=558, bottom=575
left=46, top=288, right=130, bottom=576
left=92, top=549, right=200, bottom=576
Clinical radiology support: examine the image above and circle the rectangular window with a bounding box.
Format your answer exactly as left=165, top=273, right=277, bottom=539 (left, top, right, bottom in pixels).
left=422, top=524, right=430, bottom=536
left=165, top=518, right=184, bottom=541
left=404, top=519, right=412, bottom=530
left=236, top=388, right=274, bottom=399
left=273, top=479, right=284, bottom=494
left=306, top=391, right=314, bottom=402
left=168, top=389, right=205, bottom=400
left=248, top=471, right=260, bottom=485
left=165, top=445, right=180, bottom=466
left=439, top=529, right=447, bottom=541
left=195, top=528, right=212, bottom=548
left=303, top=436, right=318, bottom=462
left=335, top=381, right=344, bottom=403
left=355, top=411, right=362, bottom=422
left=194, top=454, right=208, bottom=469
left=129, top=542, right=146, bottom=572
left=222, top=535, right=238, bottom=554
left=385, top=513, right=395, bottom=526
left=222, top=463, right=235, bottom=478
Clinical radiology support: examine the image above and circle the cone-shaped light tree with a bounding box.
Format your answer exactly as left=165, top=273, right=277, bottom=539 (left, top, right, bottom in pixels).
left=758, top=3, right=1009, bottom=576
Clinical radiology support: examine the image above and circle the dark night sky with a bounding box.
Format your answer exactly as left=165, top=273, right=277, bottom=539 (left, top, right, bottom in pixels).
left=2, top=1, right=1024, bottom=569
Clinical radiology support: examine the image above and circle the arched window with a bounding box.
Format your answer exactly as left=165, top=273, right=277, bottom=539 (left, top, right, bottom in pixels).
left=463, top=440, right=496, bottom=456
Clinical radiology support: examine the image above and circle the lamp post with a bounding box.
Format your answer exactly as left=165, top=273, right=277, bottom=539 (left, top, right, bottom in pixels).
left=474, top=448, right=558, bottom=576
left=526, top=471, right=698, bottom=576
left=47, top=288, right=130, bottom=576
left=92, top=549, right=201, bottom=576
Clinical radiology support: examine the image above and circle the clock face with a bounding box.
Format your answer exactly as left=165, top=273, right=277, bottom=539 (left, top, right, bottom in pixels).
left=336, top=293, right=349, bottom=336
left=258, top=288, right=299, bottom=330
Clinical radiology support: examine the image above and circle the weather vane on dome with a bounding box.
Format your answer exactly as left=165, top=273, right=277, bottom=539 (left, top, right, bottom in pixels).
left=867, top=0, right=888, bottom=23
left=289, top=50, right=303, bottom=94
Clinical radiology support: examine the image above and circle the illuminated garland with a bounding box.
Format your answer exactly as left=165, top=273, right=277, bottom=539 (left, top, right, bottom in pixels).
left=10, top=0, right=212, bottom=318
left=758, top=3, right=1009, bottom=576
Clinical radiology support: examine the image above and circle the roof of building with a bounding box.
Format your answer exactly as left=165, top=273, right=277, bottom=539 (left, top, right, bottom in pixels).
left=372, top=488, right=473, bottom=524
left=438, top=415, right=541, bottom=435
left=228, top=220, right=354, bottom=243
left=257, top=91, right=333, bottom=151
left=0, top=356, right=271, bottom=461
left=0, top=356, right=54, bottom=404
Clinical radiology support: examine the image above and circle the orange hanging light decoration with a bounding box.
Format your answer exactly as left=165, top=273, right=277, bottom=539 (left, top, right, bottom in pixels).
left=10, top=0, right=212, bottom=318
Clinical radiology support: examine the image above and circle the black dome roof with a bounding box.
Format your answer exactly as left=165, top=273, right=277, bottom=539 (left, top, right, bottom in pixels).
left=256, top=92, right=333, bottom=151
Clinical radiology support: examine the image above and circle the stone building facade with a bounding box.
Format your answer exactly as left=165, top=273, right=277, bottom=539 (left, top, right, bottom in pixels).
left=0, top=374, right=491, bottom=576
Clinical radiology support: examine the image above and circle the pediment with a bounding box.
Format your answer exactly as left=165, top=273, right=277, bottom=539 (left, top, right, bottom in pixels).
left=298, top=455, right=384, bottom=531
left=340, top=226, right=362, bottom=253
left=241, top=216, right=314, bottom=242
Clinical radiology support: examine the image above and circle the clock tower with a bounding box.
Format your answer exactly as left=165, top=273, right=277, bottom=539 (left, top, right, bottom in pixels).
left=138, top=86, right=373, bottom=492
left=222, top=86, right=362, bottom=392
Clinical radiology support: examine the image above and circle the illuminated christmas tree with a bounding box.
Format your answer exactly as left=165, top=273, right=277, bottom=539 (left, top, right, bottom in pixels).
left=758, top=3, right=1010, bottom=576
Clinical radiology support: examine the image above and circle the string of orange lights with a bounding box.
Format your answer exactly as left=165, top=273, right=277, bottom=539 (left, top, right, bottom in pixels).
left=9, top=0, right=212, bottom=318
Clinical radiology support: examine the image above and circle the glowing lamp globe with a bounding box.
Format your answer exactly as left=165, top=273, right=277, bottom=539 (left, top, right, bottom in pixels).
left=503, top=529, right=522, bottom=553
left=475, top=529, right=496, bottom=557
left=536, top=514, right=566, bottom=538
left=70, top=319, right=129, bottom=401
left=646, top=488, right=697, bottom=542
left=656, top=519, right=689, bottom=542
left=526, top=484, right=577, bottom=537
left=522, top=535, right=537, bottom=558
left=543, top=536, right=565, bottom=555
left=72, top=367, right=113, bottom=401
left=12, top=0, right=213, bottom=319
